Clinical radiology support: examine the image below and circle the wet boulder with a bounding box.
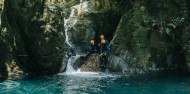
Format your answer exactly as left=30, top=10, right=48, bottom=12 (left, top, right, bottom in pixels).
left=73, top=54, right=101, bottom=72
left=5, top=61, right=23, bottom=80
left=80, top=54, right=100, bottom=72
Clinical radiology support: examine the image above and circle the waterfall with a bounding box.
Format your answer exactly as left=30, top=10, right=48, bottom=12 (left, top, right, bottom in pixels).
left=64, top=8, right=77, bottom=47
left=64, top=8, right=78, bottom=73
left=64, top=1, right=90, bottom=73
left=66, top=55, right=80, bottom=73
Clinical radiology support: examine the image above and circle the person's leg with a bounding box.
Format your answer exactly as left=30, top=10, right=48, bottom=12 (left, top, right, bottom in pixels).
left=105, top=56, right=108, bottom=68
left=99, top=55, right=103, bottom=67
left=103, top=55, right=107, bottom=68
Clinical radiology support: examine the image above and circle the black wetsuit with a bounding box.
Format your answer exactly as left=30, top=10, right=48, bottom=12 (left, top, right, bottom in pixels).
left=88, top=44, right=97, bottom=54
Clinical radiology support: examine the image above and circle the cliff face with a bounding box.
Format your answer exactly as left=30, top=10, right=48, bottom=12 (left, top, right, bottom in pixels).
left=64, top=0, right=121, bottom=52
left=0, top=0, right=8, bottom=80
left=0, top=0, right=66, bottom=76
left=109, top=0, right=190, bottom=74
left=0, top=0, right=120, bottom=78
left=0, top=0, right=190, bottom=79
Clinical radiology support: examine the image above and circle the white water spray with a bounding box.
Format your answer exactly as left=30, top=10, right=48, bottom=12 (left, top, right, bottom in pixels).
left=64, top=8, right=77, bottom=47
left=65, top=55, right=81, bottom=73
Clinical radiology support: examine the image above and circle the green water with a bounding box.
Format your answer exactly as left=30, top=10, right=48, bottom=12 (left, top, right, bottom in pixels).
left=0, top=72, right=190, bottom=94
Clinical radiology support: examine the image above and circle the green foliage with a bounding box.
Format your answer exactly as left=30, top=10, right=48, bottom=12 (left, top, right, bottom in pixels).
left=112, top=0, right=190, bottom=70
left=127, top=7, right=149, bottom=48
left=123, top=5, right=152, bottom=68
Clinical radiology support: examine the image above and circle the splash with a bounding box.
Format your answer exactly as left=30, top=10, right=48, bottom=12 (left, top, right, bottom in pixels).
left=66, top=55, right=81, bottom=73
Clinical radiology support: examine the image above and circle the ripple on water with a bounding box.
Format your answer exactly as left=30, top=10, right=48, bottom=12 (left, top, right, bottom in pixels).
left=0, top=81, right=20, bottom=90
left=1, top=73, right=190, bottom=94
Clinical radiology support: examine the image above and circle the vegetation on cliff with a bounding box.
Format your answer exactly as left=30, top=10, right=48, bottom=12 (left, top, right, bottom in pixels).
left=0, top=0, right=190, bottom=80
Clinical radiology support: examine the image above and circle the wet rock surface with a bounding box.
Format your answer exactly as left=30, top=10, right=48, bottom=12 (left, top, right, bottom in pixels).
left=109, top=0, right=190, bottom=74
left=1, top=0, right=190, bottom=77
left=5, top=61, right=23, bottom=80
left=0, top=0, right=66, bottom=75
left=73, top=54, right=101, bottom=72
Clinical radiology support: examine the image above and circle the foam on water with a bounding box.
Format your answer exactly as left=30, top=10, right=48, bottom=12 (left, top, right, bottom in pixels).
left=65, top=55, right=81, bottom=73
left=58, top=72, right=122, bottom=78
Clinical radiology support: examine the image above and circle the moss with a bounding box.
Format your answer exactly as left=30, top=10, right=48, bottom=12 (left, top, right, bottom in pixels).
left=127, top=6, right=152, bottom=68
left=0, top=0, right=66, bottom=74
left=137, top=49, right=151, bottom=69
left=110, top=0, right=190, bottom=73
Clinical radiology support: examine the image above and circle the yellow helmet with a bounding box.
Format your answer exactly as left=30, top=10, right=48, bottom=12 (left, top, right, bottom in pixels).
left=101, top=39, right=106, bottom=44
left=90, top=40, right=95, bottom=44
left=100, top=35, right=104, bottom=39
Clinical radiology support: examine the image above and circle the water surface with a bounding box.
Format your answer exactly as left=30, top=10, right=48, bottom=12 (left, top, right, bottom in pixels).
left=0, top=72, right=190, bottom=94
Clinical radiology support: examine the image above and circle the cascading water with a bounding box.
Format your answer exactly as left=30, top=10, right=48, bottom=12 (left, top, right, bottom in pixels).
left=64, top=8, right=79, bottom=73
left=64, top=1, right=90, bottom=73
left=64, top=8, right=77, bottom=48
left=65, top=55, right=81, bottom=73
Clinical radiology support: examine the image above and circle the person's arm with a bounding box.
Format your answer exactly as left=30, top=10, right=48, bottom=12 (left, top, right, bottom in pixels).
left=91, top=46, right=96, bottom=53
left=94, top=46, right=97, bottom=52
left=88, top=45, right=92, bottom=52
left=98, top=43, right=100, bottom=46
left=107, top=45, right=110, bottom=51
left=100, top=45, right=102, bottom=54
left=106, top=40, right=110, bottom=51
left=106, top=40, right=109, bottom=44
